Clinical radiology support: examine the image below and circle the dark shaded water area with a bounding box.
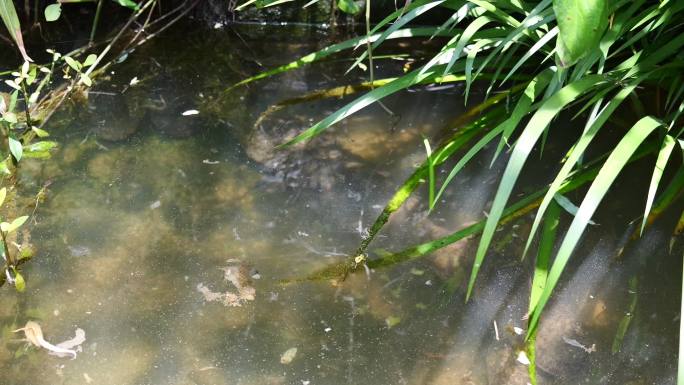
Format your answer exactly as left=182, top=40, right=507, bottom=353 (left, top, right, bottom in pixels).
left=0, top=22, right=680, bottom=385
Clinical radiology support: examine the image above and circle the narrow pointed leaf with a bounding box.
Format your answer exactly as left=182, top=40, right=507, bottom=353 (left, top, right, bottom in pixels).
left=466, top=74, right=604, bottom=301
left=434, top=71, right=552, bottom=208
left=528, top=199, right=560, bottom=314
left=522, top=80, right=641, bottom=260
left=0, top=0, right=32, bottom=62
left=641, top=134, right=675, bottom=236
left=527, top=116, right=662, bottom=338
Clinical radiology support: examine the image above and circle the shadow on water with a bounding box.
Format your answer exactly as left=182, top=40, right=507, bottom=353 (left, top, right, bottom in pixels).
left=0, top=22, right=679, bottom=385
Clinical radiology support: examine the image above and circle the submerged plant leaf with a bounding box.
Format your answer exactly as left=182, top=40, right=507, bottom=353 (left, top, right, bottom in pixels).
left=528, top=200, right=560, bottom=314
left=0, top=187, right=6, bottom=207
left=553, top=0, right=609, bottom=67
left=612, top=276, right=638, bottom=353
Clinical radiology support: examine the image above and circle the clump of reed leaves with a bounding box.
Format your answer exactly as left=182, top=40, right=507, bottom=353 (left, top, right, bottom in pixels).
left=233, top=0, right=684, bottom=382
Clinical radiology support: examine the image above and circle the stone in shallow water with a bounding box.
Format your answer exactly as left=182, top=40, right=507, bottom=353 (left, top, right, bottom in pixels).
left=87, top=93, right=140, bottom=142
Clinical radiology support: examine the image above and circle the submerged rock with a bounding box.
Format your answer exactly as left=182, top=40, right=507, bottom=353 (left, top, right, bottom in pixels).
left=87, top=92, right=140, bottom=142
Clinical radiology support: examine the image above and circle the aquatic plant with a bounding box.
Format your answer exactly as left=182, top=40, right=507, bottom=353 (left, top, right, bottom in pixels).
left=0, top=187, right=29, bottom=292
left=0, top=0, right=201, bottom=292
left=234, top=0, right=684, bottom=382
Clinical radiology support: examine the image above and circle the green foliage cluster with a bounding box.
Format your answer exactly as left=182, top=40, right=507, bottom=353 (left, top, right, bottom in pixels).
left=234, top=0, right=684, bottom=382
left=0, top=0, right=196, bottom=293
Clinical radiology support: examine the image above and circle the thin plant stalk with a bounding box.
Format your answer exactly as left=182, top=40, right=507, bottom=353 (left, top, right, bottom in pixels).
left=1, top=229, right=13, bottom=268
left=90, top=0, right=104, bottom=44
left=680, top=254, right=684, bottom=385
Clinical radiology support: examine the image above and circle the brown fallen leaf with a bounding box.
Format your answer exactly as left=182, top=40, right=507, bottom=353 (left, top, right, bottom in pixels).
left=13, top=321, right=81, bottom=359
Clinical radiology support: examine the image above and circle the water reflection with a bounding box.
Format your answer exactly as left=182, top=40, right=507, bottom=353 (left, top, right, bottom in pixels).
left=0, top=23, right=679, bottom=385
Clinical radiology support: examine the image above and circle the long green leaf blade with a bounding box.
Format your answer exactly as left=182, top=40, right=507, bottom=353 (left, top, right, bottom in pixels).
left=0, top=0, right=31, bottom=62
left=527, top=116, right=662, bottom=338
left=522, top=80, right=641, bottom=260
left=641, top=134, right=675, bottom=236
left=466, top=74, right=605, bottom=301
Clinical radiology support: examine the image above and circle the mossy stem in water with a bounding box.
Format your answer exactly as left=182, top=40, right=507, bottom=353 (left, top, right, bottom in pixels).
left=20, top=83, right=31, bottom=131
left=1, top=229, right=14, bottom=268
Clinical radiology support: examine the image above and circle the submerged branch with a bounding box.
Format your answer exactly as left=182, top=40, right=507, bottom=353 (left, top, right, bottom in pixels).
left=287, top=139, right=658, bottom=285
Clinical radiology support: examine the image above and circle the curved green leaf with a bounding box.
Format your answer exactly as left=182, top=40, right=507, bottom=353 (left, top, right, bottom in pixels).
left=529, top=199, right=561, bottom=314
left=466, top=74, right=605, bottom=301
left=522, top=80, right=642, bottom=260
left=433, top=70, right=552, bottom=208
left=527, top=116, right=662, bottom=338
left=641, top=134, right=675, bottom=236
left=0, top=0, right=32, bottom=62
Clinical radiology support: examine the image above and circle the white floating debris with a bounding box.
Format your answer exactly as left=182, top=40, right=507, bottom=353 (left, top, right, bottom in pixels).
left=182, top=109, right=199, bottom=116
left=50, top=327, right=86, bottom=358
left=13, top=321, right=85, bottom=359
left=562, top=336, right=596, bottom=353
left=513, top=326, right=524, bottom=335
left=324, top=327, right=332, bottom=333
left=129, top=77, right=139, bottom=86
left=149, top=200, right=161, bottom=210
left=202, top=159, right=220, bottom=165
left=197, top=262, right=256, bottom=307
left=280, top=347, right=298, bottom=364
left=516, top=350, right=530, bottom=366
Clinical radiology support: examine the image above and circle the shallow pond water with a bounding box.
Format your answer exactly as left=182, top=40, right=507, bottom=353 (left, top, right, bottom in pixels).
left=0, top=22, right=680, bottom=385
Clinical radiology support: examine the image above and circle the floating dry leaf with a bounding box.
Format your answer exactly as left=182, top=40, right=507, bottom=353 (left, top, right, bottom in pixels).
left=280, top=347, right=298, bottom=364
left=562, top=336, right=596, bottom=353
